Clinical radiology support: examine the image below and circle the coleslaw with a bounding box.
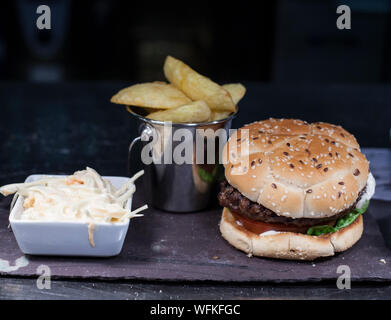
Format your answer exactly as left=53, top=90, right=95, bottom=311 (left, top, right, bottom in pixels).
left=0, top=167, right=147, bottom=247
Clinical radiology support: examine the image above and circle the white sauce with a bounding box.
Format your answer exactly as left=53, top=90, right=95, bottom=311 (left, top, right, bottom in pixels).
left=0, top=256, right=29, bottom=273
left=356, top=172, right=376, bottom=209
left=259, top=230, right=281, bottom=237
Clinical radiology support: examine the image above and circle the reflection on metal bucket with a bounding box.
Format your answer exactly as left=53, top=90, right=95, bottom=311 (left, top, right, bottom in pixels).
left=128, top=108, right=236, bottom=212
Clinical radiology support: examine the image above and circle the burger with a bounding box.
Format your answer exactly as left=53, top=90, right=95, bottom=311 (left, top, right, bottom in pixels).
left=218, top=118, right=375, bottom=260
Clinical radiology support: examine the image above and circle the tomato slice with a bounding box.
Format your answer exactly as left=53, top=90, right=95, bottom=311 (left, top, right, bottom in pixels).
left=231, top=211, right=313, bottom=234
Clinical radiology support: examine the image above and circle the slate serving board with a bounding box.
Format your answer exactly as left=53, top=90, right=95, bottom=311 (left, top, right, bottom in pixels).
left=0, top=195, right=390, bottom=283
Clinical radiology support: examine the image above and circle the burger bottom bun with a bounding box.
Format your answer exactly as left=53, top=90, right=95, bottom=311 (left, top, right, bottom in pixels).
left=220, top=208, right=363, bottom=261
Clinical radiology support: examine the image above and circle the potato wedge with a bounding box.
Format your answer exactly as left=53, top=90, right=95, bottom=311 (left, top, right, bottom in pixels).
left=164, top=56, right=235, bottom=112
left=147, top=100, right=211, bottom=123
left=222, top=83, right=246, bottom=105
left=111, top=81, right=191, bottom=109
left=209, top=111, right=232, bottom=121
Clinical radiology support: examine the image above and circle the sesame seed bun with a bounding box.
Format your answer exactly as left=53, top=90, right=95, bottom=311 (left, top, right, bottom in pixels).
left=223, top=118, right=369, bottom=219
left=220, top=207, right=363, bottom=260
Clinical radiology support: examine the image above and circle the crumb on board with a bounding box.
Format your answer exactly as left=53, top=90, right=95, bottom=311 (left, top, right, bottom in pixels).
left=380, top=259, right=386, bottom=264
left=213, top=255, right=219, bottom=260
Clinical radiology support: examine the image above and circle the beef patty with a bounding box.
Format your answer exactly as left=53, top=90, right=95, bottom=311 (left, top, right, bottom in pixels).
left=218, top=180, right=365, bottom=228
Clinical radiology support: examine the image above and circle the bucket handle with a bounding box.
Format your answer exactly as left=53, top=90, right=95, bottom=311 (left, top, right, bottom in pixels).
left=128, top=136, right=141, bottom=175
left=128, top=124, right=155, bottom=175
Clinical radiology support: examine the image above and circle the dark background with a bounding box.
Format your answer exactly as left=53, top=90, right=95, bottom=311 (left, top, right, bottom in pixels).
left=0, top=0, right=390, bottom=182
left=2, top=0, right=391, bottom=83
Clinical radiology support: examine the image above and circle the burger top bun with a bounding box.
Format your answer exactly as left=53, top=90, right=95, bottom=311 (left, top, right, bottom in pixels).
left=224, top=118, right=369, bottom=219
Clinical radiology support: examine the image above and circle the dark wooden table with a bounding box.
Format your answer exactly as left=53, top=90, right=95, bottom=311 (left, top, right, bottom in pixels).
left=2, top=277, right=391, bottom=300
left=0, top=83, right=390, bottom=299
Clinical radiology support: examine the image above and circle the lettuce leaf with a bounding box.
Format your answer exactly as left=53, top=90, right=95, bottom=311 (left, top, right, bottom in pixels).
left=306, top=200, right=369, bottom=236
left=306, top=225, right=337, bottom=236
left=335, top=200, right=369, bottom=229
left=197, top=165, right=225, bottom=183
left=197, top=167, right=214, bottom=183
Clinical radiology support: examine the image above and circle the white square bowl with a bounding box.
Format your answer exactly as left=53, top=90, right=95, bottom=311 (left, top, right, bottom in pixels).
left=9, top=174, right=132, bottom=257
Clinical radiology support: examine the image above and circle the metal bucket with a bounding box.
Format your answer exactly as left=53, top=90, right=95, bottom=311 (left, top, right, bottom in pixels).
left=128, top=108, right=236, bottom=212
